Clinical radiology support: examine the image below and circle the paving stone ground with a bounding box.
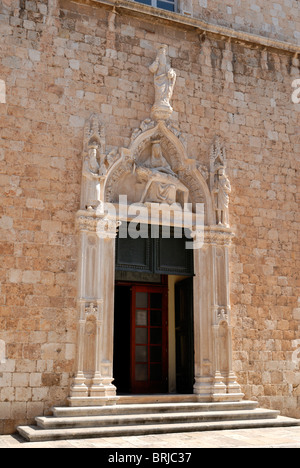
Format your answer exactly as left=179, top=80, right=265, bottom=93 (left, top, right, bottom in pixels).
left=0, top=426, right=300, bottom=448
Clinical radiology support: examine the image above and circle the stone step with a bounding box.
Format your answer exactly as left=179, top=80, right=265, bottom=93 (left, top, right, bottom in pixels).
left=52, top=400, right=259, bottom=418
left=36, top=408, right=279, bottom=430
left=17, top=416, right=300, bottom=442
left=17, top=396, right=300, bottom=443
left=67, top=394, right=198, bottom=407
left=67, top=393, right=245, bottom=407
left=118, top=394, right=246, bottom=405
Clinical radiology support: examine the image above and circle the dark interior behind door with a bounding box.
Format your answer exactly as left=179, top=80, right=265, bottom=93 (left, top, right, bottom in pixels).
left=175, top=277, right=194, bottom=394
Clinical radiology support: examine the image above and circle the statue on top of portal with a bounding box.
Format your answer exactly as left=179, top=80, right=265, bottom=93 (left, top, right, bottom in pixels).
left=149, top=45, right=176, bottom=121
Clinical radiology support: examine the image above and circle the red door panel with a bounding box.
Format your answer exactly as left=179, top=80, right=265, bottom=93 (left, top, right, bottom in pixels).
left=131, top=285, right=168, bottom=394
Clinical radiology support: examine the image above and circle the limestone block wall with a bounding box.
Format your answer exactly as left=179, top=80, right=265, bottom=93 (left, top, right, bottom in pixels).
left=0, top=0, right=299, bottom=432
left=192, top=0, right=300, bottom=45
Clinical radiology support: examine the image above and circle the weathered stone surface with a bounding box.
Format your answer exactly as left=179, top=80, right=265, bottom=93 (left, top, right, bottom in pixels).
left=0, top=0, right=299, bottom=434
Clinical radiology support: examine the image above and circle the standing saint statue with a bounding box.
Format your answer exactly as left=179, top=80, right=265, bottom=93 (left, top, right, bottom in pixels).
left=212, top=166, right=231, bottom=227
left=149, top=45, right=176, bottom=121
left=81, top=143, right=101, bottom=210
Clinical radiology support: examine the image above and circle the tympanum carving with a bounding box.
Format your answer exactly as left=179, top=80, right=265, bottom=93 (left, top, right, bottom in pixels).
left=134, top=140, right=189, bottom=206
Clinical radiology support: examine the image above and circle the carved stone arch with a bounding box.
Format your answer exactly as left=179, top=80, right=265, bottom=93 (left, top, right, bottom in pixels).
left=103, top=153, right=134, bottom=205
left=103, top=120, right=214, bottom=225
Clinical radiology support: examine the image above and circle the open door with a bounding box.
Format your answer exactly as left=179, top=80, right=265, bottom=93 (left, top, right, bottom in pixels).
left=175, top=277, right=194, bottom=394
left=131, top=284, right=168, bottom=394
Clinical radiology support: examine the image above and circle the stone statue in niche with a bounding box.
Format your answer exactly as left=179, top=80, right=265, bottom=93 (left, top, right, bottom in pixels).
left=134, top=139, right=189, bottom=207
left=81, top=115, right=121, bottom=210
left=82, top=142, right=101, bottom=211
left=149, top=45, right=176, bottom=121
left=212, top=165, right=231, bottom=227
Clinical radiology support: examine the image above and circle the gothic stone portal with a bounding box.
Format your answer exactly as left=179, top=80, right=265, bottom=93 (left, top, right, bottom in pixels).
left=70, top=46, right=243, bottom=404
left=68, top=113, right=244, bottom=406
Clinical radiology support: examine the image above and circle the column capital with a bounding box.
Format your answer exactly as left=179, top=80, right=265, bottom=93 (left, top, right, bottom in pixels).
left=204, top=226, right=235, bottom=246
left=76, top=210, right=121, bottom=238
left=97, top=217, right=122, bottom=239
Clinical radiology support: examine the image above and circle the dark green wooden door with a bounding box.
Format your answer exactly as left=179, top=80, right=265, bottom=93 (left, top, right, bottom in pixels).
left=116, top=224, right=194, bottom=276
left=175, top=277, right=194, bottom=394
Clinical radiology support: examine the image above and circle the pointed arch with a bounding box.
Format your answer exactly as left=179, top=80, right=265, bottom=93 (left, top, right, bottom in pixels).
left=104, top=120, right=214, bottom=225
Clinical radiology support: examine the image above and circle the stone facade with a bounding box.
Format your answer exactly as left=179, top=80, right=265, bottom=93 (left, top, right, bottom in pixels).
left=193, top=0, right=300, bottom=45
left=0, top=0, right=299, bottom=433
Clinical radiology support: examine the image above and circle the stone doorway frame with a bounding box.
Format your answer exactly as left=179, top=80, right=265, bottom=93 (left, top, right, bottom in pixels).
left=68, top=115, right=244, bottom=407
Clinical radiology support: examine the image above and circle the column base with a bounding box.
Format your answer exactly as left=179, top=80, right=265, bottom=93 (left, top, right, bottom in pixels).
left=89, top=372, right=106, bottom=397
left=194, top=375, right=244, bottom=402
left=70, top=372, right=118, bottom=403
left=90, top=384, right=117, bottom=398
left=225, top=371, right=245, bottom=400
left=226, top=371, right=243, bottom=395
left=212, top=370, right=227, bottom=394
left=70, top=372, right=88, bottom=398
left=193, top=376, right=214, bottom=401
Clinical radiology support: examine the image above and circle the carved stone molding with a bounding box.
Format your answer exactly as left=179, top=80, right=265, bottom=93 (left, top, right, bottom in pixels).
left=166, top=121, right=187, bottom=149
left=96, top=218, right=122, bottom=239
left=94, top=0, right=300, bottom=55
left=104, top=154, right=134, bottom=203
left=76, top=211, right=100, bottom=233
left=130, top=119, right=156, bottom=145
left=216, top=307, right=230, bottom=325
left=204, top=226, right=234, bottom=246
left=76, top=210, right=121, bottom=238
left=84, top=114, right=105, bottom=155
left=84, top=301, right=104, bottom=323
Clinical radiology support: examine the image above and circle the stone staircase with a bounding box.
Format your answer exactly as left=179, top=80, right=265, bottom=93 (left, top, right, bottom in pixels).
left=17, top=395, right=300, bottom=442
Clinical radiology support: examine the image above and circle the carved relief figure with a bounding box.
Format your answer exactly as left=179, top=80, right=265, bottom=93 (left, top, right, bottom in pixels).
left=82, top=143, right=101, bottom=210
left=135, top=140, right=189, bottom=207
left=212, top=166, right=231, bottom=227
left=149, top=45, right=176, bottom=121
